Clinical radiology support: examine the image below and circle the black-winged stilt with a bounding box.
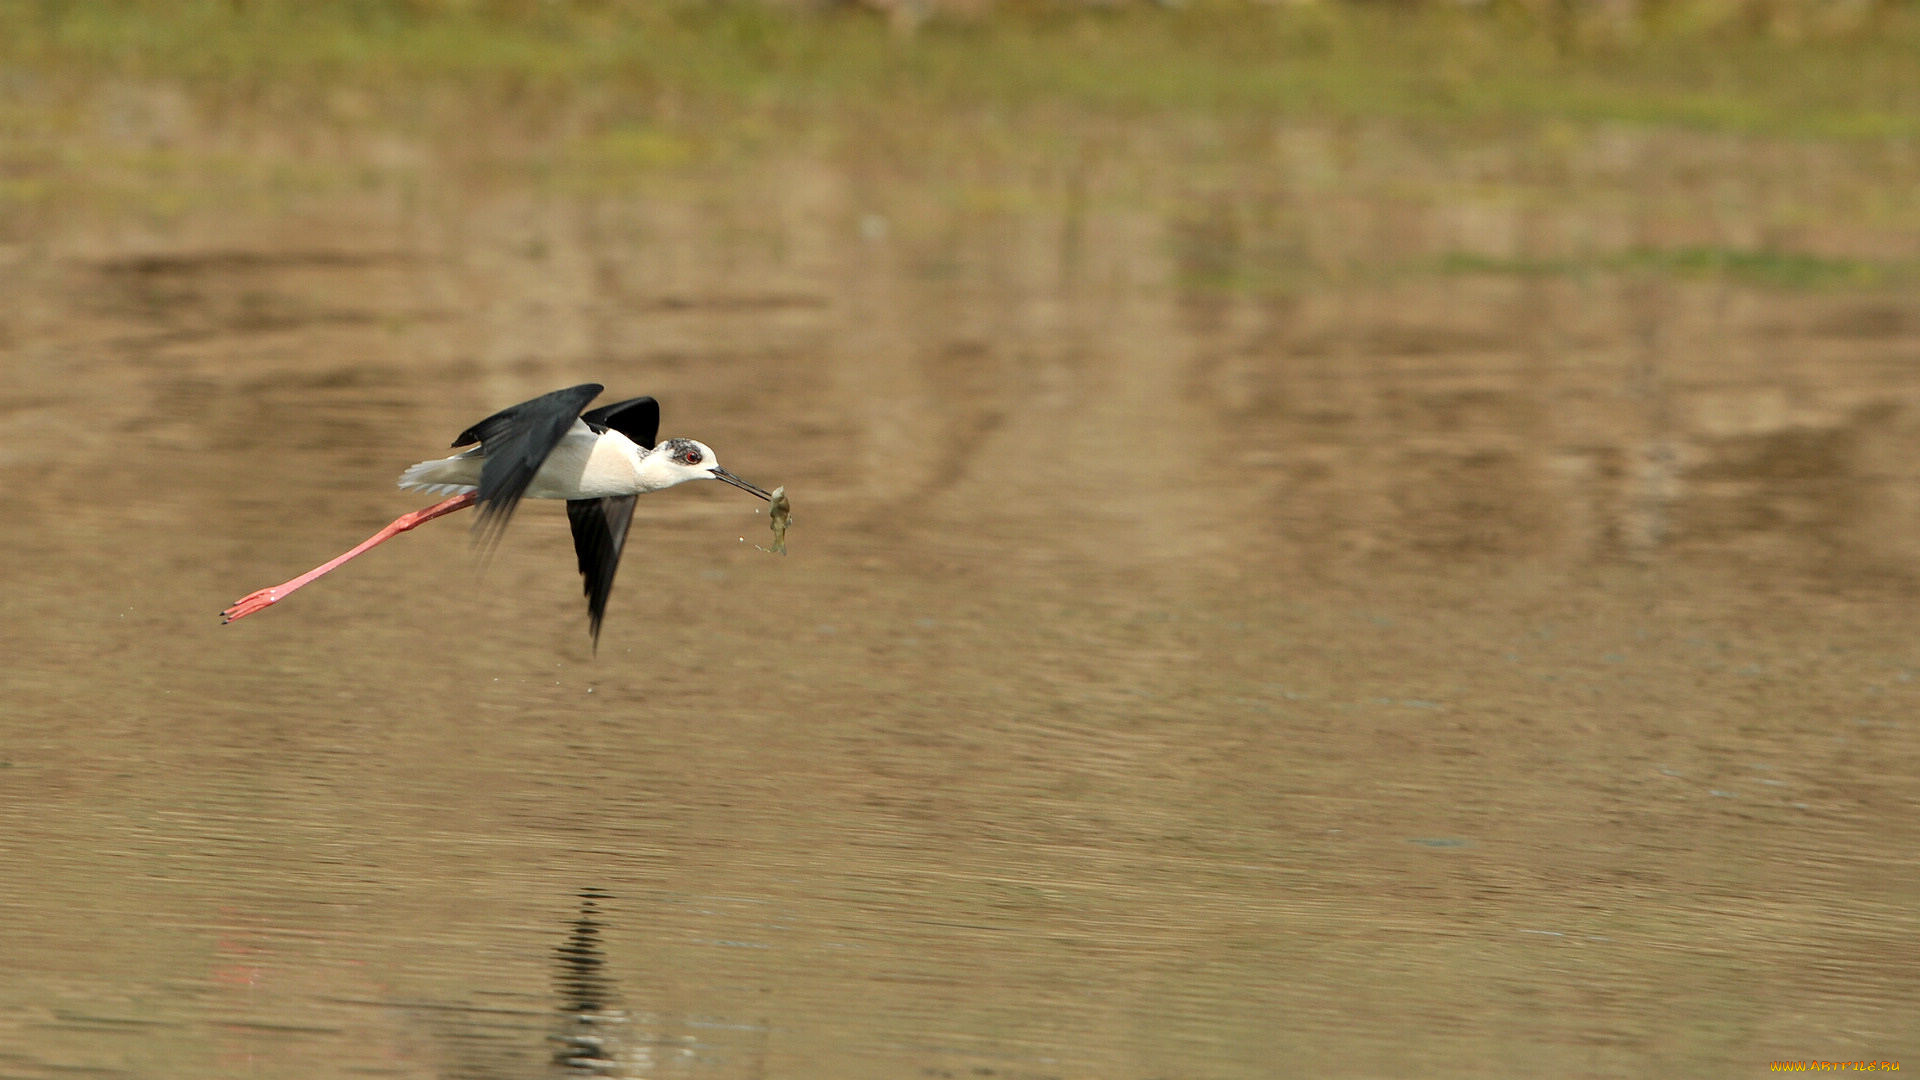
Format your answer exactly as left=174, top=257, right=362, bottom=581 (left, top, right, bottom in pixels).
left=221, top=383, right=771, bottom=646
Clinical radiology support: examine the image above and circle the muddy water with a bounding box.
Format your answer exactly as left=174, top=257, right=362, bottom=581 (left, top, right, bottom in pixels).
left=1, top=117, right=1917, bottom=1079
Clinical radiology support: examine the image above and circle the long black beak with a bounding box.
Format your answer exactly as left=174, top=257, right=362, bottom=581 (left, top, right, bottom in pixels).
left=712, top=467, right=772, bottom=501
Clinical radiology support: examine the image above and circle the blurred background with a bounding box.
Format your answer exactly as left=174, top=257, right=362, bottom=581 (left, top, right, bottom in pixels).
left=1, top=1, right=1916, bottom=1076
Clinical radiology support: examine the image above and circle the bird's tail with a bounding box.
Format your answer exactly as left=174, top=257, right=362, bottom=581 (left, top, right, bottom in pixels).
left=397, top=453, right=481, bottom=495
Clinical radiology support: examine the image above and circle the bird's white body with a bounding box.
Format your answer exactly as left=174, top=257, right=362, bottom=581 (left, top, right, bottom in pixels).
left=398, top=422, right=723, bottom=500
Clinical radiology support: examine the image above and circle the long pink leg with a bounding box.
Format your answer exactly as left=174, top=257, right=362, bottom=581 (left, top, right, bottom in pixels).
left=221, top=492, right=478, bottom=624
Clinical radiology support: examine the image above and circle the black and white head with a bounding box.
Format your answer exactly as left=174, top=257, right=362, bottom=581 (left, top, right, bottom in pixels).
left=645, top=437, right=772, bottom=499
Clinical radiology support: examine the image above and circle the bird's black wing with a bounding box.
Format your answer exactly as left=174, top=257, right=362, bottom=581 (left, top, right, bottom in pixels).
left=566, top=495, right=637, bottom=649
left=453, top=383, right=603, bottom=554
left=580, top=395, right=660, bottom=450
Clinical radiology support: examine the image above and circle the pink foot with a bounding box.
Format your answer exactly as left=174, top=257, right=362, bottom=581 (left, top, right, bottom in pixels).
left=221, top=588, right=281, bottom=624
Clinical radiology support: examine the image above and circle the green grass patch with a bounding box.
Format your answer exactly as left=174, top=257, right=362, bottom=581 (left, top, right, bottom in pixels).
left=1169, top=244, right=1918, bottom=295
left=2, top=1, right=1917, bottom=140
left=1437, top=246, right=1918, bottom=289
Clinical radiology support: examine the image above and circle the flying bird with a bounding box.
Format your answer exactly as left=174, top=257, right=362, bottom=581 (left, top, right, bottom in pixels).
left=221, top=383, right=772, bottom=646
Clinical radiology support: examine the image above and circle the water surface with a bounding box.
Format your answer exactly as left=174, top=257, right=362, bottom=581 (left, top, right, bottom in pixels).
left=1, top=89, right=1916, bottom=1079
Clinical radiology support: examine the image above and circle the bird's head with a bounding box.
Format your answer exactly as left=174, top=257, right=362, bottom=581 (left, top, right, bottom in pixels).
left=646, top=437, right=772, bottom=500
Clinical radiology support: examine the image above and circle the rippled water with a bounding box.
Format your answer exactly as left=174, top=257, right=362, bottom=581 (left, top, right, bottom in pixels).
left=1, top=106, right=1916, bottom=1078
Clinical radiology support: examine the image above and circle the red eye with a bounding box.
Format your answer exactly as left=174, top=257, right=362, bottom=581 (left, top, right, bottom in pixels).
left=682, top=450, right=700, bottom=464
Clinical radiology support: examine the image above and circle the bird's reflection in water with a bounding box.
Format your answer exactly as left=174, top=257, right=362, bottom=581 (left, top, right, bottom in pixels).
left=550, top=888, right=630, bottom=1077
